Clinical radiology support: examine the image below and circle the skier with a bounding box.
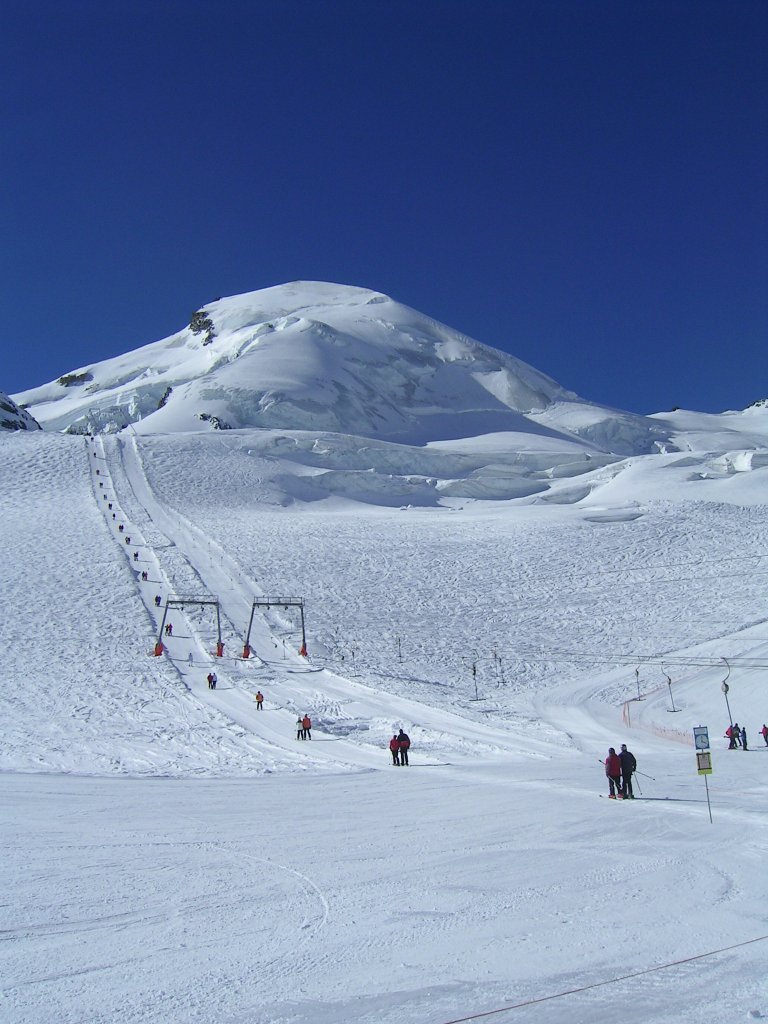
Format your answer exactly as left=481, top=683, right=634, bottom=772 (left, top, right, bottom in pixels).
left=761, top=724, right=768, bottom=746
left=605, top=747, right=622, bottom=798
left=302, top=714, right=312, bottom=740
left=619, top=744, right=637, bottom=799
left=297, top=716, right=304, bottom=740
left=255, top=691, right=264, bottom=710
left=397, top=729, right=411, bottom=766
left=389, top=734, right=400, bottom=766
left=733, top=722, right=742, bottom=748
left=154, top=594, right=162, bottom=607
left=725, top=724, right=737, bottom=749
left=741, top=726, right=748, bottom=750
left=207, top=672, right=214, bottom=689
left=133, top=551, right=139, bottom=561
left=210, top=672, right=217, bottom=690
left=164, top=623, right=173, bottom=637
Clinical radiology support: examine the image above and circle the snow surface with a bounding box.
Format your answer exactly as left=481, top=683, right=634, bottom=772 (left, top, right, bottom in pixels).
left=3, top=282, right=768, bottom=1023
left=3, top=419, right=768, bottom=1024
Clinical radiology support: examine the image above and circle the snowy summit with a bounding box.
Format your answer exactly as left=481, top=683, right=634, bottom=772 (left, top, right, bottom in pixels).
left=14, top=280, right=664, bottom=453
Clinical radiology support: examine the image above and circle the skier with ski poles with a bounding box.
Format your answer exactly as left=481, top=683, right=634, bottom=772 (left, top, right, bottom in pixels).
left=619, top=744, right=637, bottom=799
left=604, top=748, right=622, bottom=798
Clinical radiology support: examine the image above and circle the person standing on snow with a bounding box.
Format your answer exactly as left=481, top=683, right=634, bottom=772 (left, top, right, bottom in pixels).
left=619, top=744, right=637, bottom=799
left=732, top=722, right=742, bottom=748
left=297, top=716, right=304, bottom=740
left=605, top=747, right=622, bottom=798
left=389, top=734, right=400, bottom=766
left=302, top=714, right=312, bottom=740
left=255, top=691, right=264, bottom=710
left=761, top=724, right=768, bottom=746
left=740, top=726, right=748, bottom=750
left=397, top=729, right=410, bottom=766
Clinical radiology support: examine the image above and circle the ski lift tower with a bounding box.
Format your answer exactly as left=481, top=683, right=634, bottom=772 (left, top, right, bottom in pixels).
left=154, top=595, right=223, bottom=657
left=242, top=597, right=307, bottom=659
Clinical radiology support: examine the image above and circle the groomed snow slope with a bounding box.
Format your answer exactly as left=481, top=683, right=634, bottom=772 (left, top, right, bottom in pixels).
left=2, top=422, right=768, bottom=1024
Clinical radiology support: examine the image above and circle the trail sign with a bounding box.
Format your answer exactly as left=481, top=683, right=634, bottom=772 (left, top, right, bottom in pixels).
left=692, top=726, right=714, bottom=823
left=696, top=752, right=713, bottom=775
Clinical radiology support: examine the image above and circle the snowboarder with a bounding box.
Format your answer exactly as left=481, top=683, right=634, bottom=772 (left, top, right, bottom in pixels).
left=302, top=714, right=312, bottom=740
left=740, top=726, right=747, bottom=750
left=605, top=747, right=622, bottom=798
left=397, top=729, right=410, bottom=766
left=297, top=716, right=304, bottom=740
left=389, top=734, right=400, bottom=766
left=619, top=744, right=637, bottom=799
left=761, top=724, right=768, bottom=746
left=255, top=691, right=264, bottom=710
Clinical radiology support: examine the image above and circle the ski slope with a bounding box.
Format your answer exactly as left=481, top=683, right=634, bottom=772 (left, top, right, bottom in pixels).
left=2, top=427, right=768, bottom=1024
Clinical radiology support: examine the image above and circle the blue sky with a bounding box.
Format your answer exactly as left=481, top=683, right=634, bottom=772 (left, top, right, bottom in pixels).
left=3, top=0, right=766, bottom=414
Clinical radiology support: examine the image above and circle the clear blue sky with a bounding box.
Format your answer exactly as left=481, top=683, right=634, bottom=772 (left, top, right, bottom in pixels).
left=3, top=0, right=766, bottom=414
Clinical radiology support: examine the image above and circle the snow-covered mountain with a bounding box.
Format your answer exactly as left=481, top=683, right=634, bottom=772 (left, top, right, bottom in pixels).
left=0, top=390, right=40, bottom=431
left=4, top=284, right=768, bottom=1023
left=13, top=280, right=673, bottom=454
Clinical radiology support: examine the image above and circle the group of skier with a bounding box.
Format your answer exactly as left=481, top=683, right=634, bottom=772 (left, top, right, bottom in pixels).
left=604, top=744, right=637, bottom=799
left=725, top=723, right=768, bottom=749
left=389, top=729, right=411, bottom=765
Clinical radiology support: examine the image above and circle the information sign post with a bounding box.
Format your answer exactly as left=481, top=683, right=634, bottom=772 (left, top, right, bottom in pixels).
left=693, top=727, right=713, bottom=823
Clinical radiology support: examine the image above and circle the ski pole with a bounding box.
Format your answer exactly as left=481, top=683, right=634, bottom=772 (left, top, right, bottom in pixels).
left=633, top=775, right=642, bottom=796
left=634, top=769, right=655, bottom=781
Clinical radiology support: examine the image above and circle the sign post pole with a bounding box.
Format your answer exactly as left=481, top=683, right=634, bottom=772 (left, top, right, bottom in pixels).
left=693, top=726, right=713, bottom=824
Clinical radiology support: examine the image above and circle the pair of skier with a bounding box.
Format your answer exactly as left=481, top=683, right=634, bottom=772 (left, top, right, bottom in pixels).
left=726, top=723, right=746, bottom=749
left=389, top=729, right=411, bottom=765
left=604, top=744, right=636, bottom=799
left=296, top=714, right=312, bottom=740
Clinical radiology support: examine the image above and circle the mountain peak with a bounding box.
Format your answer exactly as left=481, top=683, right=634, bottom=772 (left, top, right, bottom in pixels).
left=13, top=281, right=580, bottom=442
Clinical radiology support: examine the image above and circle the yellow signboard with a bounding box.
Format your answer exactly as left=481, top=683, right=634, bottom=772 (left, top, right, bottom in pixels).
left=697, top=751, right=713, bottom=775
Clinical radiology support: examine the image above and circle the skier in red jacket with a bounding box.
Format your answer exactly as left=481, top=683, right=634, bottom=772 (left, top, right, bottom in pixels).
left=389, top=734, right=400, bottom=766
left=605, top=747, right=622, bottom=798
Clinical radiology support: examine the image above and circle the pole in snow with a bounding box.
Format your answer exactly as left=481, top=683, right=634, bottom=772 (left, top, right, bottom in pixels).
left=663, top=664, right=680, bottom=712
left=721, top=658, right=733, bottom=734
